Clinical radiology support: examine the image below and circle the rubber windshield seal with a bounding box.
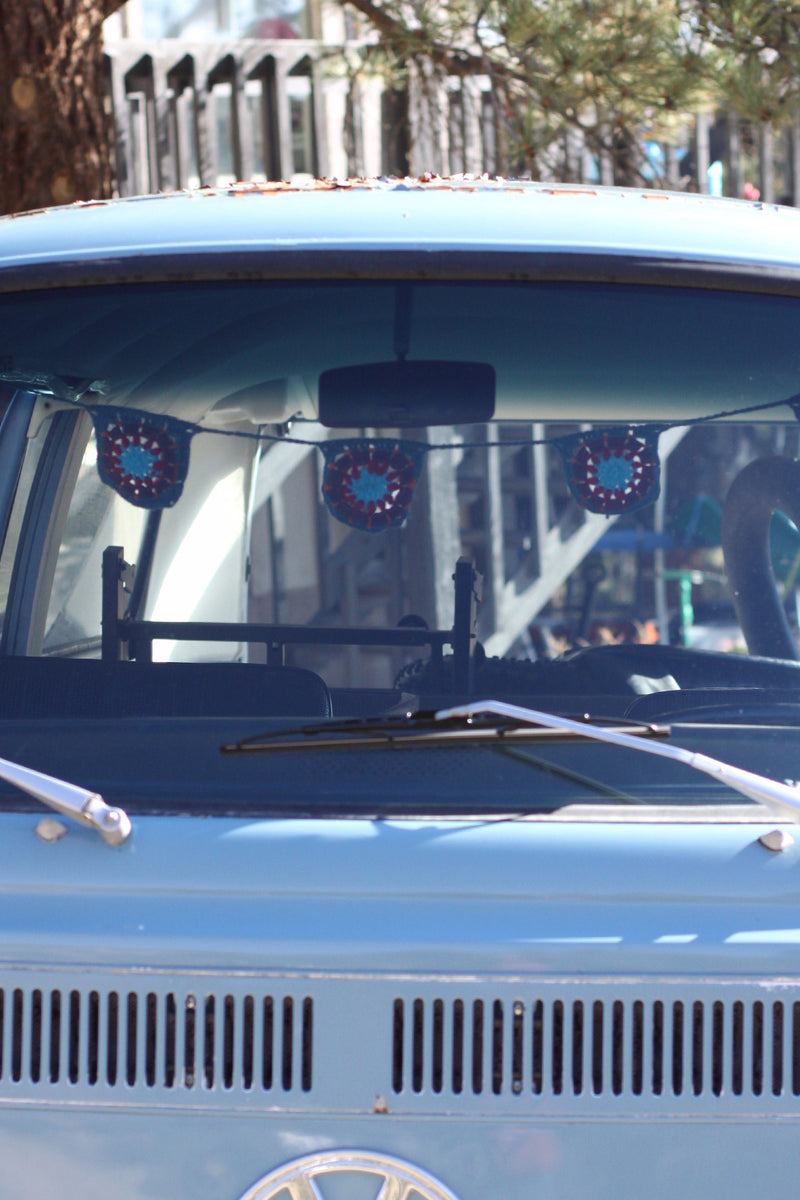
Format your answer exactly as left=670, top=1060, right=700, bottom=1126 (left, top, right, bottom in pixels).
left=4, top=250, right=800, bottom=296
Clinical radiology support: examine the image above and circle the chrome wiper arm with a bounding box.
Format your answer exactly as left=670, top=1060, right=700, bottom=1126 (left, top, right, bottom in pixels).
left=437, top=700, right=800, bottom=823
left=0, top=755, right=131, bottom=846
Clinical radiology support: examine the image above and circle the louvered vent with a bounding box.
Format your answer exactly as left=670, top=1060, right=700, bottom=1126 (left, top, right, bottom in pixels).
left=0, top=987, right=313, bottom=1093
left=392, top=996, right=800, bottom=1099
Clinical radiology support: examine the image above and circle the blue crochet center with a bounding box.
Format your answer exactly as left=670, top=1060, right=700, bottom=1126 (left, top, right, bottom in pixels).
left=120, top=442, right=157, bottom=481
left=595, top=454, right=634, bottom=490
left=350, top=468, right=390, bottom=504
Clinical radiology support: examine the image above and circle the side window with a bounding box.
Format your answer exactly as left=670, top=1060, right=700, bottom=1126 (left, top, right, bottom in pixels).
left=2, top=411, right=257, bottom=662
left=44, top=428, right=147, bottom=656
left=0, top=407, right=125, bottom=657
left=44, top=427, right=256, bottom=662
left=0, top=402, right=50, bottom=644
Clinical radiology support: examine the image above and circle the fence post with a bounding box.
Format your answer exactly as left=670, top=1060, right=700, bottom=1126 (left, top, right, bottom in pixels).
left=664, top=144, right=681, bottom=190
left=193, top=51, right=218, bottom=187
left=274, top=58, right=295, bottom=178
left=310, top=57, right=328, bottom=178
left=695, top=112, right=711, bottom=193
left=598, top=126, right=614, bottom=186
left=152, top=57, right=177, bottom=192
left=106, top=53, right=134, bottom=197
left=759, top=123, right=775, bottom=203
left=229, top=54, right=255, bottom=181
left=248, top=55, right=283, bottom=180
left=791, top=117, right=800, bottom=206
left=167, top=56, right=197, bottom=190
left=726, top=112, right=742, bottom=198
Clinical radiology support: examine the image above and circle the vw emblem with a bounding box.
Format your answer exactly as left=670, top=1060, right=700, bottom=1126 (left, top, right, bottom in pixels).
left=238, top=1149, right=462, bottom=1200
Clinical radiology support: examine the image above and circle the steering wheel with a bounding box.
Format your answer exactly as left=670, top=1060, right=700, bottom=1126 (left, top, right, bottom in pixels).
left=721, top=455, right=800, bottom=660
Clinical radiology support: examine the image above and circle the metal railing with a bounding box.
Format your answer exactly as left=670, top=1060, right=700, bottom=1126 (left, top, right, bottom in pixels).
left=105, top=38, right=328, bottom=194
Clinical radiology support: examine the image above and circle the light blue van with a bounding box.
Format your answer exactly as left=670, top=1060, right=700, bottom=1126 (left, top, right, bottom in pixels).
left=2, top=180, right=800, bottom=1199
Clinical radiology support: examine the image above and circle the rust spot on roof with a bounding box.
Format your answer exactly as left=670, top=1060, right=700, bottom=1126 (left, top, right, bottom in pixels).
left=540, top=188, right=598, bottom=197
left=190, top=174, right=523, bottom=198
left=2, top=175, right=590, bottom=224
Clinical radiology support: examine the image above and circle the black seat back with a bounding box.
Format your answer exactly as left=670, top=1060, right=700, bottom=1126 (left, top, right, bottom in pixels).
left=0, top=658, right=332, bottom=719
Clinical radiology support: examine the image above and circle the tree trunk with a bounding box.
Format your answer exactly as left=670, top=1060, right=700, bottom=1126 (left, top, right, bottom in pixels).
left=0, top=0, right=126, bottom=215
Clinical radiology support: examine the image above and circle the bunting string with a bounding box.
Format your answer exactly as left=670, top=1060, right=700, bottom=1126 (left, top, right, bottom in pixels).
left=4, top=371, right=800, bottom=529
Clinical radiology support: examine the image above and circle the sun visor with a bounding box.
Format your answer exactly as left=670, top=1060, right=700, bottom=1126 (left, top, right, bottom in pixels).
left=211, top=376, right=314, bottom=425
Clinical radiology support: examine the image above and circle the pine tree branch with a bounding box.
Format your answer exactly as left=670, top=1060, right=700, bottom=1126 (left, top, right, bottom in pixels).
left=339, top=0, right=529, bottom=83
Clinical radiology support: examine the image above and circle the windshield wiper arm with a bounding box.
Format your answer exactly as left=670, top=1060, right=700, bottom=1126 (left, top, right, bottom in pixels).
left=437, top=700, right=800, bottom=823
left=222, top=711, right=649, bottom=803
left=221, top=710, right=668, bottom=754
left=0, top=755, right=131, bottom=846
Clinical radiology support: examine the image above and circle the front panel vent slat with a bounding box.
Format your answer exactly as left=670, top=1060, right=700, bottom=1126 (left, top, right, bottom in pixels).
left=0, top=986, right=312, bottom=1095
left=773, top=1001, right=784, bottom=1096
left=281, top=996, right=293, bottom=1091
left=391, top=994, right=800, bottom=1101
left=452, top=998, right=464, bottom=1094
left=511, top=1001, right=524, bottom=1095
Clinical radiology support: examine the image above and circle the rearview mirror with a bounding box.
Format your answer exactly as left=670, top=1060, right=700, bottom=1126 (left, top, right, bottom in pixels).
left=318, top=360, right=495, bottom=428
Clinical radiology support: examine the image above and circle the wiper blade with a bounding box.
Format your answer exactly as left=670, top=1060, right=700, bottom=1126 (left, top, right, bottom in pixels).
left=0, top=755, right=131, bottom=846
left=222, top=710, right=668, bottom=754
left=437, top=700, right=800, bottom=823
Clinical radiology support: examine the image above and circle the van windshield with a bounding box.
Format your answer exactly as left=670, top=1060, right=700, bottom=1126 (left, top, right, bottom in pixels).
left=1, top=278, right=800, bottom=815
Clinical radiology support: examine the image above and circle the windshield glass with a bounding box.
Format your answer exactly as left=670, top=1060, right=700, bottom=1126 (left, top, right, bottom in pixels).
left=1, top=278, right=800, bottom=815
